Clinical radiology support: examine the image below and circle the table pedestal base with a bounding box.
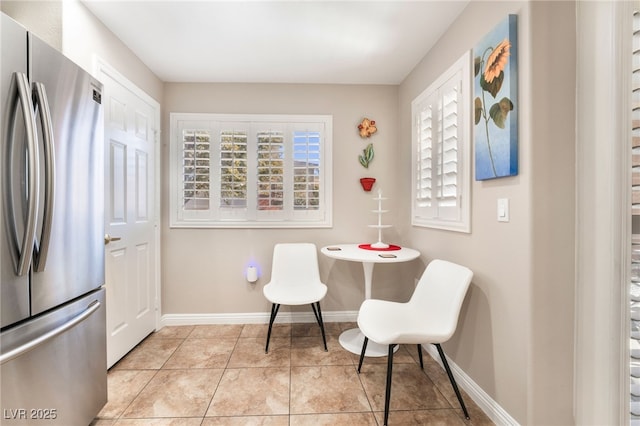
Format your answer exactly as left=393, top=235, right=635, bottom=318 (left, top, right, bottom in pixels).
left=339, top=328, right=399, bottom=357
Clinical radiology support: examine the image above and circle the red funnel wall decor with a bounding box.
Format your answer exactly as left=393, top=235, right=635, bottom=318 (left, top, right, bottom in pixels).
left=360, top=177, right=376, bottom=191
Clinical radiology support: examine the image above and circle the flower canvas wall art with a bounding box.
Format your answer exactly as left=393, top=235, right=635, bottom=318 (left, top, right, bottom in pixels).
left=474, top=14, right=518, bottom=180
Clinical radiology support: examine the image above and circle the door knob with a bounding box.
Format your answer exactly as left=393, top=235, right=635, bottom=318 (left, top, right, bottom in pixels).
left=104, top=234, right=122, bottom=245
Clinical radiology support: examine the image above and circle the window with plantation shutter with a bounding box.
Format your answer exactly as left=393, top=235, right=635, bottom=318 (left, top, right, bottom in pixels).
left=170, top=114, right=332, bottom=228
left=411, top=51, right=471, bottom=233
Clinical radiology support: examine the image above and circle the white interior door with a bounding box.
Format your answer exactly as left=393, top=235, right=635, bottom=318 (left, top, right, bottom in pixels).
left=97, top=62, right=159, bottom=368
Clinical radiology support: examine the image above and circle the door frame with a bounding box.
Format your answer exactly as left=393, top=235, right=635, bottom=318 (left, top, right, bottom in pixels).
left=93, top=57, right=162, bottom=331
left=575, top=1, right=632, bottom=424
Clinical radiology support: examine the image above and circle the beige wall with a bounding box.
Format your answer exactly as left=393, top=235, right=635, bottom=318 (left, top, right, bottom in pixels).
left=1, top=1, right=63, bottom=49
left=528, top=2, right=576, bottom=424
left=398, top=1, right=575, bottom=424
left=61, top=0, right=163, bottom=102
left=1, top=0, right=163, bottom=103
left=161, top=83, right=423, bottom=315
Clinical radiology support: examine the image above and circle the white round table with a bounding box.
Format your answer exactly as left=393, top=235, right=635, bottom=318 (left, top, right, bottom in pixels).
left=321, top=244, right=421, bottom=357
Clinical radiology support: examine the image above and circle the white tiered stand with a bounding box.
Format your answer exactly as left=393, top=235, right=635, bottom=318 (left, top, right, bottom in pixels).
left=368, top=190, right=392, bottom=249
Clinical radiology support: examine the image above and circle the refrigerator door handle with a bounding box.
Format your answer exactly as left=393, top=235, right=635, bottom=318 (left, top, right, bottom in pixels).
left=32, top=81, right=55, bottom=272
left=0, top=300, right=101, bottom=365
left=4, top=71, right=39, bottom=276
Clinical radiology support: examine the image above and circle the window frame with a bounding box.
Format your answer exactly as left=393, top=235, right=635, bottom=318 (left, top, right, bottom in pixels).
left=170, top=113, right=332, bottom=228
left=411, top=51, right=471, bottom=233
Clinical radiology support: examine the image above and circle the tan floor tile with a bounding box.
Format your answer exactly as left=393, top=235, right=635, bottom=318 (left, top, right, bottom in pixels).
left=468, top=410, right=496, bottom=426
left=421, top=355, right=491, bottom=424
left=227, top=337, right=290, bottom=368
left=350, top=344, right=422, bottom=366
left=323, top=322, right=346, bottom=337
left=291, top=321, right=340, bottom=337
left=400, top=344, right=430, bottom=364
left=122, top=369, right=223, bottom=418
left=240, top=323, right=291, bottom=339
left=423, top=352, right=452, bottom=384
left=290, top=365, right=370, bottom=414
left=113, top=338, right=183, bottom=370
left=89, top=420, right=115, bottom=425
left=114, top=419, right=202, bottom=425
left=338, top=321, right=358, bottom=331
left=290, top=412, right=378, bottom=425
left=374, top=409, right=468, bottom=425
left=291, top=335, right=352, bottom=366
left=189, top=324, right=244, bottom=339
left=152, top=325, right=194, bottom=339
left=163, top=338, right=236, bottom=369
left=202, top=415, right=289, bottom=425
left=429, top=377, right=481, bottom=421
left=95, top=322, right=493, bottom=425
left=97, top=369, right=156, bottom=418
left=206, top=367, right=289, bottom=417
left=359, top=363, right=450, bottom=412
left=409, top=344, right=436, bottom=364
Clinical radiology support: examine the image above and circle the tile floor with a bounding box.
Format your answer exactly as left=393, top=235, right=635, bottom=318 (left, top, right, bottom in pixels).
left=91, top=322, right=494, bottom=425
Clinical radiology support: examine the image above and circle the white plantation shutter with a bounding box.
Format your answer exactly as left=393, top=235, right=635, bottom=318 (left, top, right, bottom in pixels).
left=174, top=119, right=217, bottom=223
left=415, top=94, right=436, bottom=219
left=411, top=51, right=470, bottom=232
left=170, top=114, right=332, bottom=228
left=292, top=129, right=321, bottom=211
left=256, top=129, right=284, bottom=211
left=438, top=76, right=461, bottom=220
left=417, top=105, right=433, bottom=205
left=631, top=8, right=640, bottom=424
left=219, top=129, right=248, bottom=209
left=182, top=129, right=211, bottom=211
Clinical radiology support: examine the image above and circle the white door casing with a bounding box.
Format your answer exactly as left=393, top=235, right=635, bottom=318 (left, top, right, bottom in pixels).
left=574, top=2, right=633, bottom=424
left=96, top=59, right=160, bottom=368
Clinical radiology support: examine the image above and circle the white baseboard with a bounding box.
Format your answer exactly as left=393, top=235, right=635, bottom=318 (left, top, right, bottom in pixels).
left=160, top=310, right=358, bottom=327
left=422, top=344, right=519, bottom=426
left=159, top=310, right=516, bottom=424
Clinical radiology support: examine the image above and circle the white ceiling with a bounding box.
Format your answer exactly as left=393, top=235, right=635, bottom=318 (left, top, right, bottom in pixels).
left=81, top=1, right=469, bottom=85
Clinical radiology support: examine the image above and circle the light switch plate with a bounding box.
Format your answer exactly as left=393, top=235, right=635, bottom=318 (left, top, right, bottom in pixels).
left=497, top=198, right=509, bottom=222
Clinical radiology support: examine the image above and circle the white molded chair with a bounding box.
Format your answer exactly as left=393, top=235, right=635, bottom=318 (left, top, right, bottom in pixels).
left=356, top=259, right=473, bottom=425
left=263, top=243, right=328, bottom=353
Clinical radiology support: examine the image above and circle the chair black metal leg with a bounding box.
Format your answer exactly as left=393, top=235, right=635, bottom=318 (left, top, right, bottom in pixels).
left=311, top=302, right=328, bottom=351
left=357, top=336, right=369, bottom=373
left=383, top=344, right=395, bottom=426
left=265, top=303, right=280, bottom=353
left=435, top=344, right=470, bottom=419
left=417, top=344, right=424, bottom=369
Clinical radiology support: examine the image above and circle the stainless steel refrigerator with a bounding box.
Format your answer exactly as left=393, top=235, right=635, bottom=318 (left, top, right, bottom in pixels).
left=0, top=13, right=107, bottom=425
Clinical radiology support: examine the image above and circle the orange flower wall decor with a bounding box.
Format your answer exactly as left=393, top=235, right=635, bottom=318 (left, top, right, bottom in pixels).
left=358, top=118, right=377, bottom=138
